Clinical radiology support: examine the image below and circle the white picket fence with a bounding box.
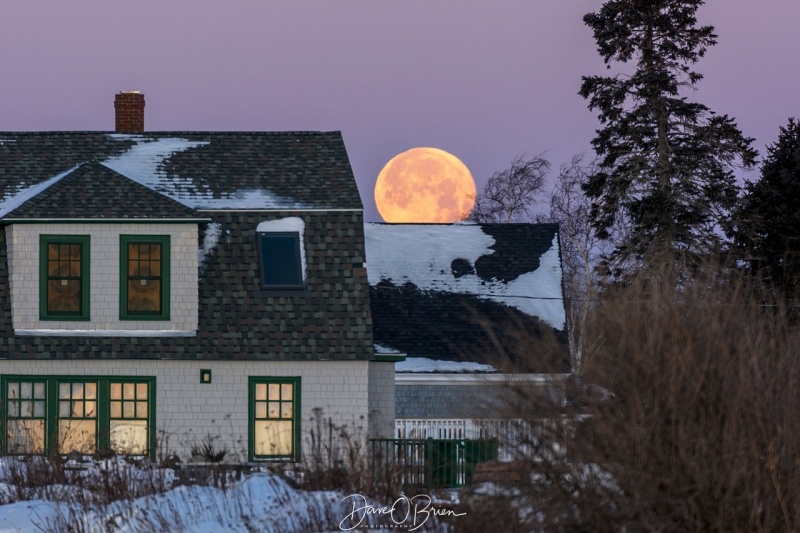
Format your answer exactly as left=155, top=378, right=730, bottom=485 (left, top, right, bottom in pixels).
left=395, top=418, right=548, bottom=462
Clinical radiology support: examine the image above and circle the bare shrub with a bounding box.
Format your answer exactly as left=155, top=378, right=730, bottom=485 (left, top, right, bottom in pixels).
left=462, top=262, right=800, bottom=531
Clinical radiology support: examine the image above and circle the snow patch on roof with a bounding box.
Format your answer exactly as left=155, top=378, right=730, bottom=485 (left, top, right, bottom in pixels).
left=257, top=217, right=307, bottom=281
left=365, top=224, right=565, bottom=329
left=103, top=137, right=313, bottom=210
left=0, top=164, right=80, bottom=218
left=374, top=343, right=403, bottom=355
left=198, top=222, right=222, bottom=274
left=396, top=357, right=496, bottom=373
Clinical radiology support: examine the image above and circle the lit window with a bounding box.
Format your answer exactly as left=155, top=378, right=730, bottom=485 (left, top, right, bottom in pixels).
left=40, top=235, right=90, bottom=320
left=109, top=381, right=150, bottom=455
left=58, top=382, right=97, bottom=454
left=249, top=377, right=300, bottom=460
left=120, top=235, right=170, bottom=320
left=2, top=376, right=154, bottom=458
left=6, top=380, right=46, bottom=454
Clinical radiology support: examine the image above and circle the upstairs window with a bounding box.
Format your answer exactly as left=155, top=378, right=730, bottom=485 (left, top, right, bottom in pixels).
left=40, top=235, right=90, bottom=320
left=256, top=216, right=307, bottom=290
left=120, top=235, right=170, bottom=320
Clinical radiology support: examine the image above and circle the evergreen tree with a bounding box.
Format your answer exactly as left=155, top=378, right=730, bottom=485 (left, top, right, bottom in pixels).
left=580, top=0, right=757, bottom=275
left=732, top=118, right=800, bottom=293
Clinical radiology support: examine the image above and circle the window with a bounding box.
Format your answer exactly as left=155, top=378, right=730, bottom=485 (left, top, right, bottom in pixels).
left=249, top=377, right=300, bottom=461
left=120, top=235, right=170, bottom=320
left=6, top=380, right=46, bottom=454
left=40, top=235, right=90, bottom=320
left=257, top=233, right=304, bottom=289
left=2, top=376, right=155, bottom=458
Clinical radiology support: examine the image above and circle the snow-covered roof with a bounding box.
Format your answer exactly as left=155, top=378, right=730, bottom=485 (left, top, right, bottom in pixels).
left=0, top=131, right=362, bottom=216
left=366, top=222, right=570, bottom=372
left=365, top=223, right=565, bottom=328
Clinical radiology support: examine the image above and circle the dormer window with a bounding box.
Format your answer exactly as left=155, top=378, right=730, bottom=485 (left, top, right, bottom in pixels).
left=120, top=235, right=171, bottom=320
left=40, top=235, right=90, bottom=321
left=256, top=218, right=306, bottom=290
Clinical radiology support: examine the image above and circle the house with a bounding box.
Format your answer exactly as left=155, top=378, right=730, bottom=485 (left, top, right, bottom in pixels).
left=0, top=92, right=395, bottom=462
left=364, top=222, right=570, bottom=450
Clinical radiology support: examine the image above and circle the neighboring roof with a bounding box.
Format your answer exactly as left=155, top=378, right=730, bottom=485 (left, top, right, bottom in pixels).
left=3, top=162, right=204, bottom=220
left=0, top=132, right=362, bottom=215
left=365, top=223, right=569, bottom=372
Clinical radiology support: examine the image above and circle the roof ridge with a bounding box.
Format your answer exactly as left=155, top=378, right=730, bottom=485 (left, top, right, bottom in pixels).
left=0, top=164, right=83, bottom=219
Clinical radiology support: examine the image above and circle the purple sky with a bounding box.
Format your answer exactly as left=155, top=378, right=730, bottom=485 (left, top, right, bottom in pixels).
left=1, top=1, right=798, bottom=221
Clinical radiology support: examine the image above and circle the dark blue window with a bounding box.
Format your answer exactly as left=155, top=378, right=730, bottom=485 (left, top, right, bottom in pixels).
left=258, top=233, right=304, bottom=288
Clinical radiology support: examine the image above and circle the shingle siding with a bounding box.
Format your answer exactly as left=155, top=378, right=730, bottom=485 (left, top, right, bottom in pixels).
left=0, top=211, right=373, bottom=361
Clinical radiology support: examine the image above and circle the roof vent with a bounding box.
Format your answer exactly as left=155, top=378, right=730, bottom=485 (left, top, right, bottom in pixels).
left=114, top=91, right=145, bottom=133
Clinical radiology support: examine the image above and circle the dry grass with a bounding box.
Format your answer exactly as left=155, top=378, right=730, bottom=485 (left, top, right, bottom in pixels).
left=461, top=262, right=800, bottom=532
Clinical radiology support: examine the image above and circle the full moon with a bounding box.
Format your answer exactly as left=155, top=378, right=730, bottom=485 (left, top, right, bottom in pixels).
left=374, top=147, right=476, bottom=223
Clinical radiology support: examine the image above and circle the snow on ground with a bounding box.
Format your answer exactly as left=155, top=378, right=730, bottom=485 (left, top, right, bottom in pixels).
left=364, top=224, right=565, bottom=329
left=396, top=357, right=496, bottom=373
left=0, top=465, right=399, bottom=532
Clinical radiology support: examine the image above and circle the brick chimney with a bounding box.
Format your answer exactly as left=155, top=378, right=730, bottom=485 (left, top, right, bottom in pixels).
left=114, top=91, right=145, bottom=133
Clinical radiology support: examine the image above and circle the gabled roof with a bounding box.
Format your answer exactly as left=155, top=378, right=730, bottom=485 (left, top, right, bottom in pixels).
left=0, top=132, right=362, bottom=215
left=365, top=222, right=569, bottom=372
left=2, top=162, right=204, bottom=220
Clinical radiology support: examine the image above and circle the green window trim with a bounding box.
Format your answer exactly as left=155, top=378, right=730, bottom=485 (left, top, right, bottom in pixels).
left=248, top=376, right=301, bottom=462
left=1, top=376, right=156, bottom=461
left=120, top=235, right=171, bottom=321
left=39, top=235, right=90, bottom=321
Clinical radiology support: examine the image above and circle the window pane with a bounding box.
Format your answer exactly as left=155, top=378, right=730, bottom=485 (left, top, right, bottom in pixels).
left=260, top=234, right=302, bottom=286
left=33, top=401, right=45, bottom=418
left=281, top=384, right=292, bottom=401
left=7, top=383, right=18, bottom=400
left=123, top=383, right=135, bottom=400
left=85, top=383, right=96, bottom=400
left=268, top=402, right=280, bottom=418
left=127, top=280, right=161, bottom=313
left=136, top=402, right=147, bottom=419
left=254, top=420, right=293, bottom=456
left=7, top=400, right=17, bottom=417
left=268, top=384, right=279, bottom=401
left=20, top=382, right=31, bottom=399
left=58, top=420, right=96, bottom=455
left=110, top=420, right=148, bottom=455
left=72, top=383, right=84, bottom=400
left=136, top=383, right=148, bottom=400
left=21, top=401, right=33, bottom=417
left=255, top=383, right=266, bottom=401
left=7, top=420, right=45, bottom=454
left=110, top=383, right=122, bottom=400
left=281, top=402, right=292, bottom=419
left=255, top=402, right=266, bottom=419
left=110, top=401, right=121, bottom=418
left=85, top=401, right=96, bottom=418
left=48, top=280, right=81, bottom=312
left=59, top=383, right=71, bottom=400
left=59, top=401, right=71, bottom=417
left=72, top=402, right=84, bottom=418
left=33, top=383, right=45, bottom=399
